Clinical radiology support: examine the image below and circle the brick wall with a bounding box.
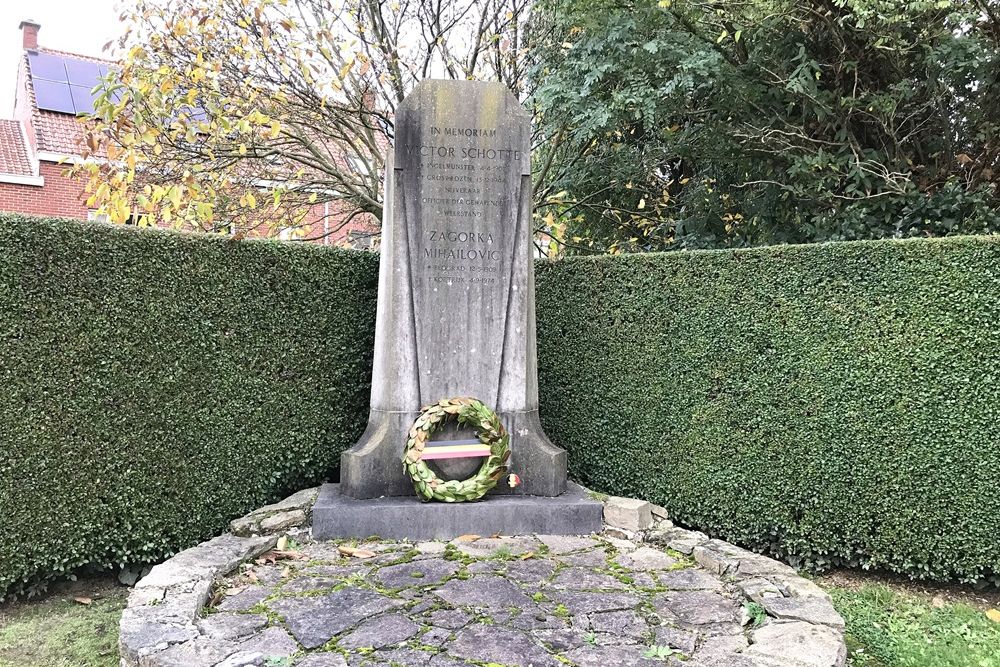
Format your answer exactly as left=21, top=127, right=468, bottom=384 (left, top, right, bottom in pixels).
left=0, top=161, right=89, bottom=219
left=0, top=162, right=379, bottom=244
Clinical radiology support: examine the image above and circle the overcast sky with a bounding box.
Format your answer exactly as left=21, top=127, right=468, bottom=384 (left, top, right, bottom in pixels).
left=0, top=0, right=123, bottom=116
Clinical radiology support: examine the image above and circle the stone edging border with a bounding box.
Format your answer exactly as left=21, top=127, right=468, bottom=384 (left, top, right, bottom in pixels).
left=120, top=488, right=847, bottom=667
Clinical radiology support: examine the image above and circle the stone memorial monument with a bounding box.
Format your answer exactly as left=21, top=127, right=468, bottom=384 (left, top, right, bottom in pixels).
left=313, top=80, right=602, bottom=539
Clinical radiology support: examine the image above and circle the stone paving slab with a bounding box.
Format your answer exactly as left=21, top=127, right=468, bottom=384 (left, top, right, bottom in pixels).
left=120, top=491, right=847, bottom=667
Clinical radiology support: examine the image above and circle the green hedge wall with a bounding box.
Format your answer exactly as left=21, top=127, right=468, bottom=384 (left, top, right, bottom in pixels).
left=3, top=215, right=998, bottom=594
left=535, top=235, right=1000, bottom=584
left=0, top=215, right=377, bottom=597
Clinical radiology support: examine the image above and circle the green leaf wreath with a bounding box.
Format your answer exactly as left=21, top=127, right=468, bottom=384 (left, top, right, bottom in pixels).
left=402, top=397, right=510, bottom=502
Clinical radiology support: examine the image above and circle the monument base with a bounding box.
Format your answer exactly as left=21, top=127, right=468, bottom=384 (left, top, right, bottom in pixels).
left=312, top=482, right=603, bottom=540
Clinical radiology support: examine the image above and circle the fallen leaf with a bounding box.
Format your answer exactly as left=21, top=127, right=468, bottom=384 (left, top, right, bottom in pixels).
left=455, top=534, right=480, bottom=543
left=338, top=545, right=376, bottom=559
left=73, top=597, right=92, bottom=606
left=520, top=551, right=535, bottom=560
left=276, top=536, right=288, bottom=551
left=986, top=609, right=1000, bottom=624
left=256, top=549, right=304, bottom=565
left=224, top=585, right=246, bottom=597
left=281, top=566, right=291, bottom=579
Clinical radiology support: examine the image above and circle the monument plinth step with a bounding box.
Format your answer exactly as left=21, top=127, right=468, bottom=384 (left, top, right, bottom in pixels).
left=312, top=482, right=603, bottom=540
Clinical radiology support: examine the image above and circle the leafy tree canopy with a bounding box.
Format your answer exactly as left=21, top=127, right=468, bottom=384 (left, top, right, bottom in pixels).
left=530, top=0, right=1000, bottom=252
left=79, top=0, right=529, bottom=238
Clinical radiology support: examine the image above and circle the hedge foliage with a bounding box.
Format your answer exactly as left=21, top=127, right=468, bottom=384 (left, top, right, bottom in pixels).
left=3, top=216, right=999, bottom=594
left=535, top=235, right=1000, bottom=585
left=0, top=215, right=377, bottom=598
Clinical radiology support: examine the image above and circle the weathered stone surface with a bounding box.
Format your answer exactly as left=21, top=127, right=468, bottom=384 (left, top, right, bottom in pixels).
left=120, top=619, right=199, bottom=664
left=454, top=535, right=540, bottom=558
left=280, top=575, right=341, bottom=594
left=449, top=624, right=559, bottom=667
left=142, top=637, right=237, bottom=667
left=216, top=651, right=265, bottom=667
left=420, top=626, right=454, bottom=647
left=746, top=621, right=848, bottom=666
left=371, top=647, right=435, bottom=665
left=659, top=568, right=724, bottom=591
left=230, top=488, right=319, bottom=537
left=759, top=596, right=846, bottom=629
left=563, top=644, right=661, bottom=667
left=549, top=567, right=626, bottom=590
left=587, top=609, right=648, bottom=639
left=238, top=627, right=299, bottom=658
left=294, top=654, right=349, bottom=667
left=314, top=482, right=603, bottom=540
left=547, top=591, right=641, bottom=615
left=768, top=574, right=832, bottom=599
left=505, top=558, right=557, bottom=582
left=339, top=79, right=566, bottom=500
left=196, top=613, right=267, bottom=640
left=558, top=549, right=608, bottom=568
left=269, top=587, right=401, bottom=649
left=654, top=626, right=698, bottom=655
left=258, top=509, right=308, bottom=534
left=654, top=590, right=739, bottom=626
left=647, top=527, right=709, bottom=555
left=603, top=496, right=653, bottom=531
left=693, top=539, right=798, bottom=580
left=434, top=574, right=533, bottom=609
left=650, top=504, right=671, bottom=520
left=339, top=613, right=421, bottom=649
left=375, top=559, right=460, bottom=588
left=136, top=534, right=276, bottom=590
left=416, top=541, right=447, bottom=555
left=536, top=534, right=599, bottom=553
left=425, top=608, right=472, bottom=629
left=122, top=494, right=845, bottom=667
left=614, top=546, right=677, bottom=571
left=216, top=585, right=271, bottom=612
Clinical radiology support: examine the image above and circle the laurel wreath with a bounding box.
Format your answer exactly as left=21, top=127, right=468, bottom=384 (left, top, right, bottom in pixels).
left=402, top=397, right=510, bottom=502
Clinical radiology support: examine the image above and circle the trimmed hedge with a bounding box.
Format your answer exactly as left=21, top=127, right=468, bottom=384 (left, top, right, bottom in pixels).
left=535, top=235, right=1000, bottom=584
left=2, top=215, right=999, bottom=594
left=0, top=215, right=377, bottom=597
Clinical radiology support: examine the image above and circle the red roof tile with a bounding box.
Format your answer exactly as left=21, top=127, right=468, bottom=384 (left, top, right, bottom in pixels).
left=34, top=110, right=86, bottom=155
left=0, top=120, right=34, bottom=176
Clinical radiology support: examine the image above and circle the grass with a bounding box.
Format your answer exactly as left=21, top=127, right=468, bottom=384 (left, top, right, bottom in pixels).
left=823, top=580, right=1000, bottom=667
left=0, top=576, right=126, bottom=667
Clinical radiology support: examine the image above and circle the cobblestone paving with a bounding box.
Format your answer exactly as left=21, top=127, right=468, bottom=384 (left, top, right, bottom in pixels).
left=140, top=533, right=843, bottom=666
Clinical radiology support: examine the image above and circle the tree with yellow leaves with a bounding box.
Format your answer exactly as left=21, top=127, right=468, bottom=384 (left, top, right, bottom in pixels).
left=78, top=0, right=531, bottom=240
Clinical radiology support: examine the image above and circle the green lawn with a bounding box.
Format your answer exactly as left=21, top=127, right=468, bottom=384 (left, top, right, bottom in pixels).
left=823, top=580, right=1000, bottom=667
left=0, top=577, right=125, bottom=667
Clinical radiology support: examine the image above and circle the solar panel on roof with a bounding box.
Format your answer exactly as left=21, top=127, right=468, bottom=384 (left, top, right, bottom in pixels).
left=28, top=52, right=111, bottom=116
left=33, top=79, right=76, bottom=114
left=27, top=52, right=67, bottom=80
left=65, top=60, right=101, bottom=87
left=70, top=85, right=96, bottom=115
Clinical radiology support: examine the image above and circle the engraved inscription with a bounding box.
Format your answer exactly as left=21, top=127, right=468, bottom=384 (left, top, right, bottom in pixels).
left=405, top=123, right=523, bottom=289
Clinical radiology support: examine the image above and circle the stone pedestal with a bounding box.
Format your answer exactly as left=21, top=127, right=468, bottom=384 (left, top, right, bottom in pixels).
left=339, top=80, right=567, bottom=499
left=313, top=482, right=602, bottom=540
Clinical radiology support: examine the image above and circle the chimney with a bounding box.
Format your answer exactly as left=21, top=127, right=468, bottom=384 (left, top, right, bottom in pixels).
left=19, top=20, right=40, bottom=50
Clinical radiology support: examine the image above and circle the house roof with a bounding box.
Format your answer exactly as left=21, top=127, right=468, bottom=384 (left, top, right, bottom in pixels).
left=0, top=119, right=33, bottom=176
left=22, top=47, right=115, bottom=156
